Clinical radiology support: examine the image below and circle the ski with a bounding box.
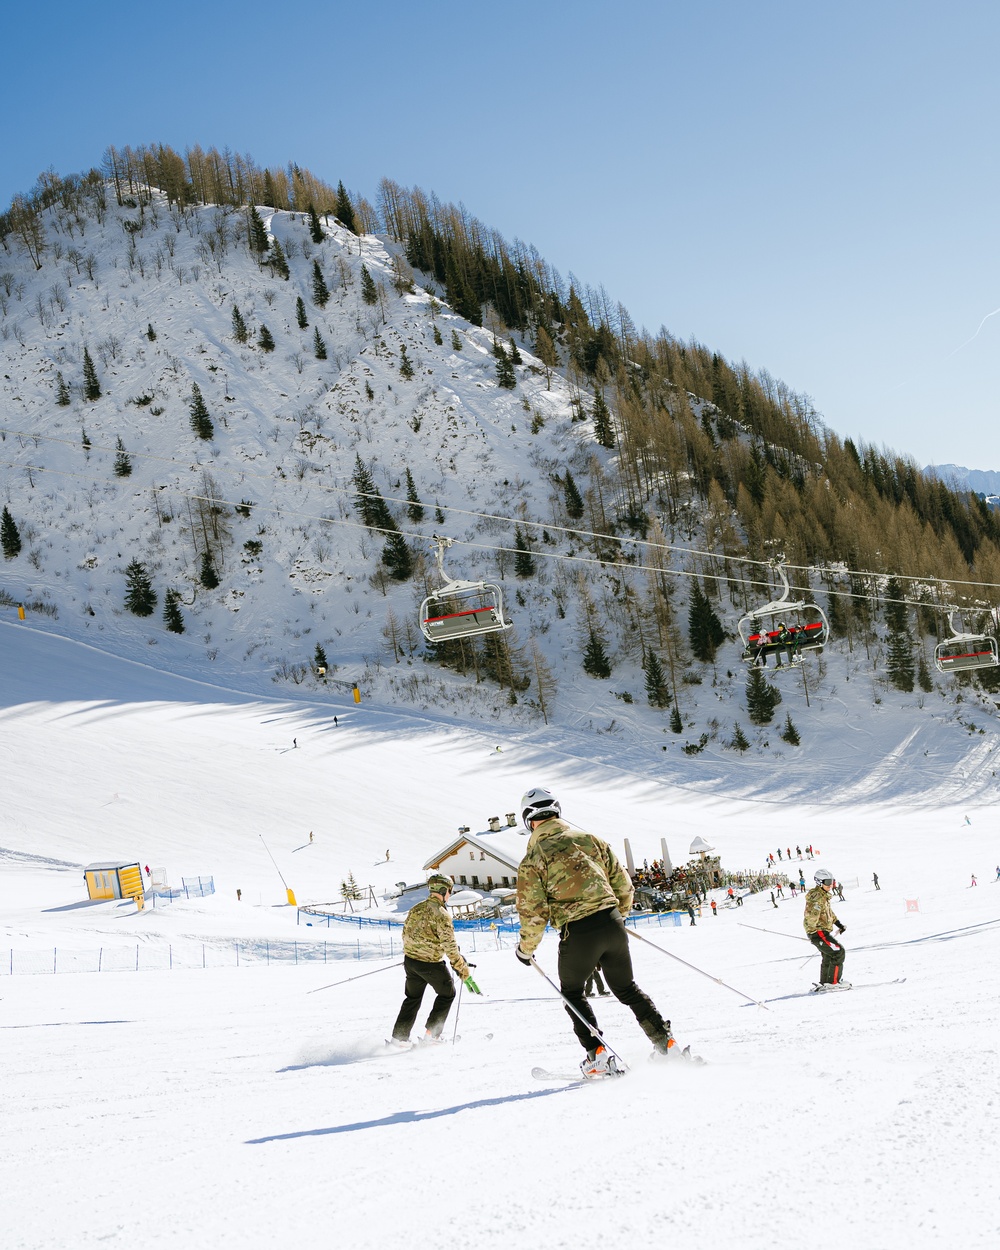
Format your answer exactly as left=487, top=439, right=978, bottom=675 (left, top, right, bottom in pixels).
left=532, top=1066, right=605, bottom=1084
left=751, top=977, right=906, bottom=1005
left=811, top=978, right=905, bottom=994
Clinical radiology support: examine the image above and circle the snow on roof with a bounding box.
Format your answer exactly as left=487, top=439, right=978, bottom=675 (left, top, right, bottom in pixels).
left=689, top=836, right=715, bottom=855
left=423, top=825, right=527, bottom=872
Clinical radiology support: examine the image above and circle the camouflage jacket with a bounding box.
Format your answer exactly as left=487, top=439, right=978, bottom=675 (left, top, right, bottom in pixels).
left=515, top=817, right=633, bottom=955
left=803, top=885, right=840, bottom=936
left=402, top=897, right=470, bottom=979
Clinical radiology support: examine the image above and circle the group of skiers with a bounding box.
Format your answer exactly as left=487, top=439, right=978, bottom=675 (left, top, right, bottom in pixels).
left=389, top=789, right=856, bottom=1076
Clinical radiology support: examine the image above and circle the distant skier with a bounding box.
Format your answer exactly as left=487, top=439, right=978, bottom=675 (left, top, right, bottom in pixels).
left=970, top=874, right=977, bottom=887
left=515, top=786, right=681, bottom=1077
left=585, top=964, right=610, bottom=998
left=872, top=872, right=880, bottom=891
left=995, top=866, right=1000, bottom=882
left=710, top=899, right=717, bottom=917
left=389, top=875, right=479, bottom=1048
left=796, top=844, right=802, bottom=859
left=309, top=831, right=314, bottom=844
left=687, top=902, right=697, bottom=926
left=804, top=868, right=849, bottom=990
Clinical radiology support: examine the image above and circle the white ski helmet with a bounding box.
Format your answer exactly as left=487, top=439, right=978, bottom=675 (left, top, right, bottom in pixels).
left=814, top=868, right=834, bottom=885
left=520, top=786, right=561, bottom=828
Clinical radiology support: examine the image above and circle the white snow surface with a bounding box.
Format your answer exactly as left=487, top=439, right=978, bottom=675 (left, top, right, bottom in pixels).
left=2, top=624, right=998, bottom=1250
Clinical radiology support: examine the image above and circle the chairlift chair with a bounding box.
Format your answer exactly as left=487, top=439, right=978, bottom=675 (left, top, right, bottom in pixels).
left=933, top=610, right=999, bottom=674
left=738, top=558, right=830, bottom=668
left=419, top=536, right=512, bottom=643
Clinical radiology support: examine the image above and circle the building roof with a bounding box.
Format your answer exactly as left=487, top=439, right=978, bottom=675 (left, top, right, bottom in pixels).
left=422, top=825, right=528, bottom=873
left=83, top=861, right=140, bottom=872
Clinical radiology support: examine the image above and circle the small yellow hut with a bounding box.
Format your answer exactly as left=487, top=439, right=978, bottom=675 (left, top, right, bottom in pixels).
left=83, top=862, right=145, bottom=906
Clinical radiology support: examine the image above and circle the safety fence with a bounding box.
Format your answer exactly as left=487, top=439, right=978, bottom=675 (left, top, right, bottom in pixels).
left=149, top=876, right=216, bottom=906
left=3, top=908, right=686, bottom=978
left=297, top=907, right=522, bottom=934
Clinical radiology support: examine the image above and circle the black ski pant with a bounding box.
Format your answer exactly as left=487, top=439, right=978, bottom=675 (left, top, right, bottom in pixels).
left=557, top=907, right=669, bottom=1052
left=809, top=929, right=846, bottom=984
left=391, top=956, right=455, bottom=1041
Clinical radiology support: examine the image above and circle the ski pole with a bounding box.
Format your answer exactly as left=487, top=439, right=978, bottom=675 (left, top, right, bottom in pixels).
left=737, top=922, right=809, bottom=942
left=306, top=960, right=403, bottom=995
left=527, top=955, right=629, bottom=1069
left=626, top=927, right=769, bottom=1011
left=451, top=978, right=463, bottom=1046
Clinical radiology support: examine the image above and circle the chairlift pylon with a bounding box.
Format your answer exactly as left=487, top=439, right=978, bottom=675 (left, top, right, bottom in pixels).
left=419, top=536, right=512, bottom=643
left=933, top=609, right=999, bottom=674
left=738, top=557, right=830, bottom=669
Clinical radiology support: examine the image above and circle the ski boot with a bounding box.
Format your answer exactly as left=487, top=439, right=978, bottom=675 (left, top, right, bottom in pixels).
left=579, top=1045, right=624, bottom=1079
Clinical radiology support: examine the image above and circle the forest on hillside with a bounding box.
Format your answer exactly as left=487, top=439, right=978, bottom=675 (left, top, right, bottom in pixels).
left=3, top=141, right=1000, bottom=716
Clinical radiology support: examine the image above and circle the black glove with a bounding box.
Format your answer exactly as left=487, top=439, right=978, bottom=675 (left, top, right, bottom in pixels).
left=467, top=962, right=477, bottom=969
left=836, top=922, right=846, bottom=934
left=515, top=944, right=533, bottom=966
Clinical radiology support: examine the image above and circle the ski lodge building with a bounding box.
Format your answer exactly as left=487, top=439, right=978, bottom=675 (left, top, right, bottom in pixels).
left=423, top=815, right=527, bottom=891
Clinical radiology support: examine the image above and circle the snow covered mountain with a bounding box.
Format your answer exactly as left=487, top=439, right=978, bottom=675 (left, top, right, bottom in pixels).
left=923, top=463, right=1000, bottom=494
left=2, top=178, right=1000, bottom=785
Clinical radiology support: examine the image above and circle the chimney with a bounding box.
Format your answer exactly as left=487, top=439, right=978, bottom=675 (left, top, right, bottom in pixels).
left=488, top=816, right=501, bottom=832
left=458, top=825, right=470, bottom=834
left=506, top=813, right=517, bottom=827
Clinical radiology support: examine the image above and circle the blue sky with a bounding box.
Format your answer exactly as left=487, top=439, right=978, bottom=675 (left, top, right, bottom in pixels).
left=3, top=0, right=999, bottom=471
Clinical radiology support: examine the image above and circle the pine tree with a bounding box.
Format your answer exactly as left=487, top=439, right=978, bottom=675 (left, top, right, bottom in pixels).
left=146, top=323, right=156, bottom=341
left=247, top=205, right=269, bottom=257
left=231, top=305, right=248, bottom=343
left=312, top=260, right=330, bottom=307
left=399, top=344, right=414, bottom=380
left=563, top=470, right=584, bottom=520
left=884, top=576, right=908, bottom=634
left=529, top=638, right=557, bottom=724
left=382, top=529, right=412, bottom=580
left=258, top=324, right=275, bottom=353
left=405, top=467, right=425, bottom=522
left=295, top=296, right=308, bottom=329
left=336, top=181, right=358, bottom=234
left=1, top=506, right=22, bottom=559
left=314, top=643, right=329, bottom=674
left=780, top=713, right=801, bottom=745
left=361, top=264, right=379, bottom=306
left=746, top=665, right=782, bottom=725
left=313, top=327, right=327, bottom=360
left=513, top=526, right=536, bottom=577
left=534, top=324, right=558, bottom=389
left=508, top=337, right=523, bottom=365
left=730, top=723, right=750, bottom=752
left=113, top=436, right=132, bottom=476
left=592, top=390, right=614, bottom=448
left=308, top=203, right=324, bottom=244
left=55, top=372, right=71, bottom=406
left=643, top=651, right=671, bottom=707
left=352, top=455, right=395, bottom=530
left=495, top=345, right=517, bottom=389
left=670, top=704, right=683, bottom=734
left=268, top=238, right=289, bottom=280
left=82, top=346, right=101, bottom=400
left=432, top=323, right=443, bottom=346
left=124, top=559, right=156, bottom=616
left=688, top=581, right=726, bottom=662
left=583, top=628, right=612, bottom=678
left=199, top=551, right=220, bottom=590
left=163, top=589, right=185, bottom=634
left=886, top=626, right=915, bottom=692
left=189, top=384, right=214, bottom=439
left=451, top=330, right=462, bottom=351
left=917, top=654, right=933, bottom=693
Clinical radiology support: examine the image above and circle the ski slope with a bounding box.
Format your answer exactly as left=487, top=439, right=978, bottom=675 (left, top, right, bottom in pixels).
left=2, top=625, right=998, bottom=1250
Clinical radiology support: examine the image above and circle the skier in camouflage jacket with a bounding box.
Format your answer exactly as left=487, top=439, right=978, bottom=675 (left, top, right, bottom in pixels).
left=390, top=876, right=472, bottom=1044
left=803, top=870, right=847, bottom=987
left=515, top=789, right=675, bottom=1061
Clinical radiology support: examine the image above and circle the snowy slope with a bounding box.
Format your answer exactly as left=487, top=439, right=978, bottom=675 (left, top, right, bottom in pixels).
left=3, top=624, right=1000, bottom=1250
